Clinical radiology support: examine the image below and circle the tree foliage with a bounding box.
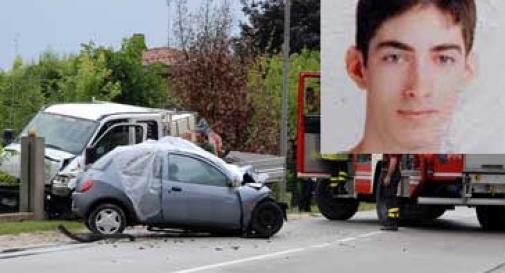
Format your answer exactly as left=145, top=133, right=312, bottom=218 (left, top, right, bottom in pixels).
left=245, top=49, right=320, bottom=154
left=0, top=34, right=169, bottom=134
left=171, top=0, right=253, bottom=153
left=239, top=0, right=320, bottom=56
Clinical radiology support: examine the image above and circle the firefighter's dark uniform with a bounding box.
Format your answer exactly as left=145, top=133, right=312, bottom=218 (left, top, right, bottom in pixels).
left=321, top=153, right=350, bottom=186
left=382, top=154, right=401, bottom=231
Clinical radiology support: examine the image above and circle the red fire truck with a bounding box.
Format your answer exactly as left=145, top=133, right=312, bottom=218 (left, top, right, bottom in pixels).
left=296, top=71, right=505, bottom=230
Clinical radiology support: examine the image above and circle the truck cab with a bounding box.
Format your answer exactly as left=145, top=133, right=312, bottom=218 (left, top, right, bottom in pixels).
left=0, top=102, right=195, bottom=215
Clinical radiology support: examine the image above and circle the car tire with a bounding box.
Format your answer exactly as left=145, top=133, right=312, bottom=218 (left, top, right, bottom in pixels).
left=251, top=201, right=284, bottom=238
left=316, top=179, right=359, bottom=220
left=88, top=203, right=127, bottom=235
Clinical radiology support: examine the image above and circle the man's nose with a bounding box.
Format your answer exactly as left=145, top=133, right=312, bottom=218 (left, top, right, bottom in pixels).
left=403, top=60, right=434, bottom=99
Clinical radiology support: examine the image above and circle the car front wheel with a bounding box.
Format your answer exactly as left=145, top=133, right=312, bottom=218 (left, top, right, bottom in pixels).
left=88, top=203, right=127, bottom=235
left=250, top=201, right=284, bottom=238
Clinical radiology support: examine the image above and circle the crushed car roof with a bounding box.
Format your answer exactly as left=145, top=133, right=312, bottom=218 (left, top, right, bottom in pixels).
left=100, top=136, right=243, bottom=180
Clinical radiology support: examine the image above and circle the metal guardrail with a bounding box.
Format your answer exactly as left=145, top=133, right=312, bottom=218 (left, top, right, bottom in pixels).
left=224, top=151, right=286, bottom=183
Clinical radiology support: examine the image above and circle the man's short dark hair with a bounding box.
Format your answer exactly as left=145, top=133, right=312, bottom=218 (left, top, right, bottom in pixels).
left=356, top=0, right=477, bottom=63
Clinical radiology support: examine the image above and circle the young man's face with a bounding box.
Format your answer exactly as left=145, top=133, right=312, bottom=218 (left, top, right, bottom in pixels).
left=347, top=5, right=475, bottom=152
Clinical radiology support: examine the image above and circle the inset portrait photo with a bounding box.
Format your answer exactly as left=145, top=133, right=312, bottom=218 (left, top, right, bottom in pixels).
left=321, top=0, right=505, bottom=153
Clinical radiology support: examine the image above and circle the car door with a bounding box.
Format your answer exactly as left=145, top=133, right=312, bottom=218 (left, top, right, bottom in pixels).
left=161, top=153, right=241, bottom=230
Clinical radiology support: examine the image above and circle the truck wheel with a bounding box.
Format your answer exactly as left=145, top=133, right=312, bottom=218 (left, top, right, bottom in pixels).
left=425, top=206, right=446, bottom=220
left=88, top=203, right=127, bottom=235
left=316, top=180, right=359, bottom=220
left=476, top=206, right=505, bottom=230
left=250, top=201, right=284, bottom=238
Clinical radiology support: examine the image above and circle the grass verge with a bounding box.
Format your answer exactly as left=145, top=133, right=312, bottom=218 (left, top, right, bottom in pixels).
left=0, top=220, right=85, bottom=236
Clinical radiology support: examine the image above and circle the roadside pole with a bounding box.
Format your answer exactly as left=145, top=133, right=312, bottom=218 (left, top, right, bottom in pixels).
left=280, top=0, right=291, bottom=203
left=20, top=132, right=46, bottom=220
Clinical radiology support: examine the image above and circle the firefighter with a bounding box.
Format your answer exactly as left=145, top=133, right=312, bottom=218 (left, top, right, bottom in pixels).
left=381, top=154, right=402, bottom=231
left=299, top=153, right=350, bottom=212
left=321, top=153, right=350, bottom=188
left=298, top=177, right=315, bottom=212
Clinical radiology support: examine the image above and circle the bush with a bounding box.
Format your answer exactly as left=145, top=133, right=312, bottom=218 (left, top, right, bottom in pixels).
left=0, top=170, right=17, bottom=185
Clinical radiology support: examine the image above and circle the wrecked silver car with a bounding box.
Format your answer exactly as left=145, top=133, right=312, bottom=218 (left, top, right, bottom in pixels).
left=72, top=137, right=286, bottom=238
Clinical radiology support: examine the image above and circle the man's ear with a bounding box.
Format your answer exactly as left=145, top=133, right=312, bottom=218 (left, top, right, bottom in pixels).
left=464, top=52, right=477, bottom=83
left=346, top=46, right=367, bottom=89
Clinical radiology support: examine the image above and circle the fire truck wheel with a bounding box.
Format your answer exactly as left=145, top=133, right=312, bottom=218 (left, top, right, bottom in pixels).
left=476, top=206, right=505, bottom=231
left=315, top=180, right=359, bottom=220
left=426, top=206, right=446, bottom=220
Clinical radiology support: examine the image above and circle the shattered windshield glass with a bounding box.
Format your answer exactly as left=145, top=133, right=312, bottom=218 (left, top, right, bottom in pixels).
left=18, top=112, right=98, bottom=155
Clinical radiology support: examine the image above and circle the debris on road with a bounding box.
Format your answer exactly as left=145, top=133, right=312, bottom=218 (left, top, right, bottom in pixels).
left=57, top=225, right=135, bottom=243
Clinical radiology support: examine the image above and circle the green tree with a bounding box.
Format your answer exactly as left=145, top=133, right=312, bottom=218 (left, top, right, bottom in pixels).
left=0, top=59, right=45, bottom=132
left=240, top=0, right=320, bottom=56
left=104, top=34, right=169, bottom=108
left=0, top=34, right=171, bottom=135
left=245, top=49, right=320, bottom=154
left=59, top=47, right=121, bottom=102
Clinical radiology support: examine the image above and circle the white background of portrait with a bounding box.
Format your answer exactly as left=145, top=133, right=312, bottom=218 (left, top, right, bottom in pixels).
left=321, top=0, right=505, bottom=153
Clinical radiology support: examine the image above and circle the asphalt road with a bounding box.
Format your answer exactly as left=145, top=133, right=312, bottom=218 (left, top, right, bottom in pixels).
left=1, top=207, right=505, bottom=273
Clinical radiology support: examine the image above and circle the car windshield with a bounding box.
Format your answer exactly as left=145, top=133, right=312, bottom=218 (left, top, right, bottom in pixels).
left=18, top=112, right=98, bottom=155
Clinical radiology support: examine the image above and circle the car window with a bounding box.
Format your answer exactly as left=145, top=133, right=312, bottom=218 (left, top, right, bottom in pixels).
left=94, top=125, right=130, bottom=159
left=168, top=154, right=228, bottom=187
left=138, top=120, right=158, bottom=140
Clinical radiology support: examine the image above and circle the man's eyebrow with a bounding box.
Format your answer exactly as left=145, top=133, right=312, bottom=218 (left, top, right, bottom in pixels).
left=431, top=44, right=463, bottom=54
left=375, top=40, right=414, bottom=51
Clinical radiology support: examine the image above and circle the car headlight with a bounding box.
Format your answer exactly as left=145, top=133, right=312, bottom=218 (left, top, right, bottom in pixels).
left=53, top=175, right=70, bottom=186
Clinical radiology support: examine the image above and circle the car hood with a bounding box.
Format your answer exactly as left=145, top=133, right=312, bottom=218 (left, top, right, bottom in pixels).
left=0, top=143, right=75, bottom=183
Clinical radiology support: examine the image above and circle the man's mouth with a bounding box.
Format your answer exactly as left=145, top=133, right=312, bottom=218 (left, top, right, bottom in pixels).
left=397, top=109, right=439, bottom=117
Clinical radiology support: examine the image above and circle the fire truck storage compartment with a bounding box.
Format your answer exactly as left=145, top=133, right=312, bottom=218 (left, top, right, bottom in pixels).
left=464, top=154, right=505, bottom=173
left=465, top=154, right=505, bottom=195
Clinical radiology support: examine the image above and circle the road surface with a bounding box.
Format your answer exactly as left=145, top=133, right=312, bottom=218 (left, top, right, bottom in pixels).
left=1, top=207, right=504, bottom=273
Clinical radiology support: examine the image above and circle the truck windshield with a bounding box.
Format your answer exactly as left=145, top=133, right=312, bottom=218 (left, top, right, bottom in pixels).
left=18, top=112, right=98, bottom=155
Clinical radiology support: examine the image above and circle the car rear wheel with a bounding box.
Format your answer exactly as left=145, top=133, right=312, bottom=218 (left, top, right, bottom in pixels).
left=88, top=203, right=127, bottom=235
left=251, top=201, right=284, bottom=238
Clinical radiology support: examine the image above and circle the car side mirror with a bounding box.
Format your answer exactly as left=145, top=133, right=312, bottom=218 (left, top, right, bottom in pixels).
left=85, top=147, right=97, bottom=165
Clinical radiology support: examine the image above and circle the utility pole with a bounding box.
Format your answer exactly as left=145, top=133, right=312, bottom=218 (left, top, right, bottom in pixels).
left=9, top=33, right=21, bottom=129
left=280, top=0, right=291, bottom=203
left=166, top=0, right=171, bottom=47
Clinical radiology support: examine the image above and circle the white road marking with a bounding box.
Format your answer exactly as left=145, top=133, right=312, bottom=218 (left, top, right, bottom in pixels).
left=171, top=248, right=306, bottom=273
left=171, top=231, right=383, bottom=273
left=311, top=243, right=332, bottom=249
left=338, top=237, right=356, bottom=243
left=357, top=231, right=383, bottom=238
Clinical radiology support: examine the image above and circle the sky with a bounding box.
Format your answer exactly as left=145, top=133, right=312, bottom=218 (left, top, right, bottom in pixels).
left=0, top=0, right=245, bottom=70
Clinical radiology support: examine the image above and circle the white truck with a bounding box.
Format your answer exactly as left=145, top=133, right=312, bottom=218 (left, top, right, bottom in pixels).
left=0, top=102, right=196, bottom=216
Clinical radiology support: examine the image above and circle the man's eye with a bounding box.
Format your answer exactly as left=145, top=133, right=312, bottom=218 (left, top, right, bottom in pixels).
left=436, top=55, right=456, bottom=65
left=382, top=54, right=404, bottom=64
